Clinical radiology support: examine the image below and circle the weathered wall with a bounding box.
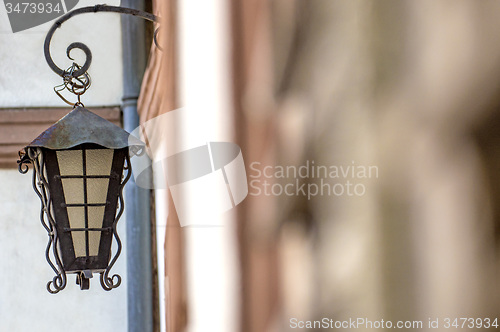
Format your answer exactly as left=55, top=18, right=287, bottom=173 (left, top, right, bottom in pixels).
left=0, top=0, right=123, bottom=107
left=0, top=169, right=128, bottom=331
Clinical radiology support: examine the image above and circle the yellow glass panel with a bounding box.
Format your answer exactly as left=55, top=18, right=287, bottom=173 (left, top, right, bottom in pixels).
left=86, top=149, right=114, bottom=176
left=88, top=231, right=101, bottom=256
left=66, top=207, right=105, bottom=258
left=88, top=206, right=105, bottom=228
left=88, top=206, right=106, bottom=256
left=67, top=207, right=85, bottom=228
left=61, top=179, right=84, bottom=204
left=71, top=232, right=87, bottom=258
left=67, top=207, right=86, bottom=257
left=87, top=179, right=109, bottom=204
left=56, top=150, right=83, bottom=176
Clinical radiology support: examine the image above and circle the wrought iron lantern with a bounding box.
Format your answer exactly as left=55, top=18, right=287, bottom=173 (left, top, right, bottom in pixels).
left=15, top=4, right=158, bottom=293
left=18, top=107, right=144, bottom=293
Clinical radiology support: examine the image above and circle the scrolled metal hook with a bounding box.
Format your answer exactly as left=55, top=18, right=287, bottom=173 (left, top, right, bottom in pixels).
left=100, top=272, right=121, bottom=291
left=47, top=273, right=67, bottom=294
left=17, top=149, right=31, bottom=174
left=53, top=62, right=92, bottom=106
left=64, top=42, right=92, bottom=75
left=44, top=4, right=160, bottom=79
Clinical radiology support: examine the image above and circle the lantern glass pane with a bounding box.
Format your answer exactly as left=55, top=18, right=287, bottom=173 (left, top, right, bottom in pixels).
left=86, top=149, right=114, bottom=176
left=88, top=206, right=106, bottom=228
left=67, top=207, right=85, bottom=228
left=56, top=150, right=83, bottom=175
left=53, top=148, right=117, bottom=264
left=72, top=232, right=87, bottom=258
left=87, top=179, right=110, bottom=204
left=88, top=231, right=101, bottom=256
left=67, top=207, right=86, bottom=257
left=88, top=206, right=106, bottom=256
left=61, top=179, right=84, bottom=204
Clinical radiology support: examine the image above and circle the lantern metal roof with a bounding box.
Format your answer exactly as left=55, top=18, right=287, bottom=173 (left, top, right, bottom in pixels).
left=27, top=106, right=144, bottom=150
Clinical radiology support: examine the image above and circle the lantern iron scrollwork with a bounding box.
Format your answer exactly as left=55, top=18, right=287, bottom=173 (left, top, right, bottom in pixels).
left=17, top=4, right=156, bottom=293
left=18, top=107, right=144, bottom=293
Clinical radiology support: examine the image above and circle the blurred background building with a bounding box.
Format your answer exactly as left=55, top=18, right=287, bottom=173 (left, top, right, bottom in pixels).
left=3, top=0, right=500, bottom=331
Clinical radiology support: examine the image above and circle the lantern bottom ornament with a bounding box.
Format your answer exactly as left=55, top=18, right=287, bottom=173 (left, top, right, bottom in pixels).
left=18, top=107, right=144, bottom=293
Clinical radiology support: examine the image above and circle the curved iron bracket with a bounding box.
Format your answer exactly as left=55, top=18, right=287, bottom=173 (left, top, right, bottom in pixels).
left=44, top=4, right=160, bottom=78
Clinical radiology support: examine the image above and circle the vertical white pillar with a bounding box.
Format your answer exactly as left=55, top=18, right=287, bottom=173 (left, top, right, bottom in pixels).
left=177, top=0, right=239, bottom=331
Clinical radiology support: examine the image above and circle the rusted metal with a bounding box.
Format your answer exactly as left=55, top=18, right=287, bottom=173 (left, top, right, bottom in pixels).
left=18, top=107, right=144, bottom=293
left=53, top=62, right=91, bottom=107
left=17, top=4, right=153, bottom=293
left=18, top=5, right=152, bottom=294
left=26, top=147, right=67, bottom=294
left=44, top=5, right=160, bottom=79
left=19, top=144, right=134, bottom=293
left=26, top=106, right=144, bottom=151
left=100, top=152, right=132, bottom=291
